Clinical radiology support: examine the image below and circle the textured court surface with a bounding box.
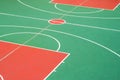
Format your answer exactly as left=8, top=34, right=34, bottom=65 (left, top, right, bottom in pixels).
left=0, top=0, right=120, bottom=80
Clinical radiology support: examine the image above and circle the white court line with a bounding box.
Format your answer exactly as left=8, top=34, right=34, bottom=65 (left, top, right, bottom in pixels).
left=0, top=25, right=120, bottom=58
left=0, top=12, right=48, bottom=21
left=0, top=12, right=120, bottom=33
left=44, top=53, right=70, bottom=80
left=17, top=0, right=120, bottom=19
left=113, top=3, right=120, bottom=11
left=55, top=3, right=104, bottom=14
left=0, top=32, right=61, bottom=62
left=0, top=74, right=4, bottom=80
left=66, top=22, right=120, bottom=32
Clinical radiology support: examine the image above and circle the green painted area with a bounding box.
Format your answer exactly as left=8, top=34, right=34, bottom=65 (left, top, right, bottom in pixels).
left=0, top=0, right=120, bottom=80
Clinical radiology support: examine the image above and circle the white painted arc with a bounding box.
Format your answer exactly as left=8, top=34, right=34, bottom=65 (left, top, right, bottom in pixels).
left=0, top=32, right=61, bottom=62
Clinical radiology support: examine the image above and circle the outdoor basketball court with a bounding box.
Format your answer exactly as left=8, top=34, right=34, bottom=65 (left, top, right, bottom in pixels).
left=0, top=0, right=120, bottom=80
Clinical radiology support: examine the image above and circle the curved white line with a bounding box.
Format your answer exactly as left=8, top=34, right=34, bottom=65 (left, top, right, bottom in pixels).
left=0, top=25, right=120, bottom=58
left=0, top=74, right=4, bottom=80
left=0, top=12, right=48, bottom=21
left=0, top=32, right=61, bottom=62
left=46, top=29, right=120, bottom=58
left=55, top=3, right=104, bottom=14
left=17, top=0, right=120, bottom=19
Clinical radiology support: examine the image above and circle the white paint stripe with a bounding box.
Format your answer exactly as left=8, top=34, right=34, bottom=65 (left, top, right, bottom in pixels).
left=66, top=22, right=120, bottom=32
left=113, top=3, right=120, bottom=11
left=0, top=12, right=48, bottom=21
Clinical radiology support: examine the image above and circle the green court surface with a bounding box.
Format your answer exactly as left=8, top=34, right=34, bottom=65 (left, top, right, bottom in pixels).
left=0, top=0, right=120, bottom=80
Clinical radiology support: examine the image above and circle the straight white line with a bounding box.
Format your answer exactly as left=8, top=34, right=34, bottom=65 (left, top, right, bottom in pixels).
left=0, top=12, right=48, bottom=21
left=0, top=40, right=67, bottom=55
left=66, top=22, right=120, bottom=32
left=1, top=24, right=120, bottom=33
left=113, top=3, right=120, bottom=11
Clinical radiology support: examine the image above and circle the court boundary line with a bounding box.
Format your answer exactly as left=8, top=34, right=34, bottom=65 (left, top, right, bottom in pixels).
left=0, top=12, right=48, bottom=21
left=113, top=3, right=120, bottom=10
left=66, top=22, right=120, bottom=32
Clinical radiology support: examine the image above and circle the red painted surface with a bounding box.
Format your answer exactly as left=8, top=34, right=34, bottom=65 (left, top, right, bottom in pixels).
left=52, top=0, right=120, bottom=10
left=0, top=41, right=68, bottom=80
left=49, top=19, right=66, bottom=24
